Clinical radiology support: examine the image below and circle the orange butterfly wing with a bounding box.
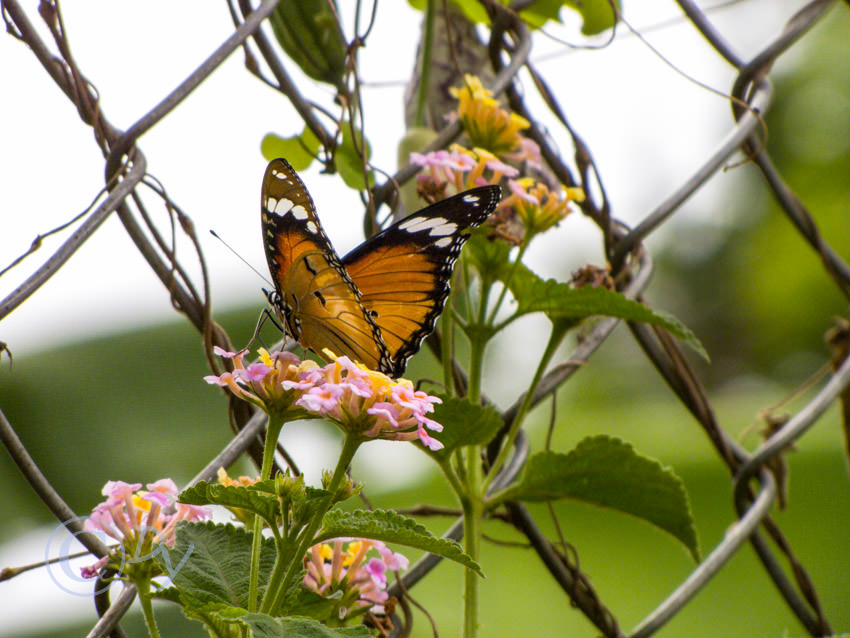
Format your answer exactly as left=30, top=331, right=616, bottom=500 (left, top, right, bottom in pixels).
left=261, top=159, right=391, bottom=372
left=342, top=186, right=500, bottom=376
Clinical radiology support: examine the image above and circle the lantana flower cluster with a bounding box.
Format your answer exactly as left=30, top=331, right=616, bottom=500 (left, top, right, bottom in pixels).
left=412, top=73, right=585, bottom=245
left=81, top=479, right=211, bottom=579
left=503, top=177, right=585, bottom=238
left=411, top=145, right=518, bottom=203
left=304, top=538, right=409, bottom=620
left=205, top=348, right=445, bottom=450
left=449, top=74, right=531, bottom=154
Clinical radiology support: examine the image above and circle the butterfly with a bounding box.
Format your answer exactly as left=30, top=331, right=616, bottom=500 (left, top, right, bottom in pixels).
left=260, top=158, right=501, bottom=377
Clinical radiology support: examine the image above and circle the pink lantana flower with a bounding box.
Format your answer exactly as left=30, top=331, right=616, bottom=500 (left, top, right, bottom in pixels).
left=81, top=479, right=210, bottom=579
left=411, top=145, right=518, bottom=205
left=204, top=346, right=318, bottom=418
left=207, top=348, right=445, bottom=450
left=304, top=538, right=409, bottom=620
left=293, top=354, right=444, bottom=450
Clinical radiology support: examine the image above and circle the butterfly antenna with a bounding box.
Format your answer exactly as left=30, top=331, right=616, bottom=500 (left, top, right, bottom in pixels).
left=209, top=229, right=272, bottom=286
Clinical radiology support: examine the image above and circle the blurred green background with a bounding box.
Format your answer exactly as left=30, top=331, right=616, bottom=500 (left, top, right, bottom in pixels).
left=3, top=6, right=850, bottom=638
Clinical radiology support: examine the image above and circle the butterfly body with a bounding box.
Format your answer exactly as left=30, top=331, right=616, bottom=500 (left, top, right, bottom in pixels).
left=261, top=158, right=500, bottom=376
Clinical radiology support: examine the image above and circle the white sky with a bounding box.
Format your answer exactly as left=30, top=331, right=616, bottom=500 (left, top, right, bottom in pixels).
left=0, top=0, right=808, bottom=634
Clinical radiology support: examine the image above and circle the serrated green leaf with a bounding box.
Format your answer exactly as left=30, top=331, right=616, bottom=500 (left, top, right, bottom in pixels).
left=281, top=617, right=372, bottom=638
left=158, top=522, right=277, bottom=609
left=181, top=604, right=301, bottom=638
left=274, top=584, right=339, bottom=621
left=180, top=481, right=280, bottom=527
left=337, top=124, right=373, bottom=190
left=510, top=273, right=707, bottom=359
left=261, top=127, right=320, bottom=171
left=496, top=436, right=700, bottom=561
left=422, top=396, right=504, bottom=461
left=317, top=509, right=482, bottom=575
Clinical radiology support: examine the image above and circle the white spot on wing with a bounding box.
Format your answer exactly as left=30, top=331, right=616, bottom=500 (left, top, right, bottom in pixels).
left=271, top=169, right=288, bottom=180
left=462, top=194, right=480, bottom=203
left=400, top=216, right=453, bottom=234
left=291, top=204, right=309, bottom=220
left=434, top=237, right=453, bottom=248
left=305, top=221, right=319, bottom=234
left=274, top=198, right=294, bottom=215
left=429, top=221, right=457, bottom=237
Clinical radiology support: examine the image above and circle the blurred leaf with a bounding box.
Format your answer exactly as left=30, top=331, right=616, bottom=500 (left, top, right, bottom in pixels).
left=317, top=509, right=482, bottom=575
left=397, top=126, right=439, bottom=213
left=337, top=123, right=373, bottom=190
left=269, top=0, right=346, bottom=89
left=495, top=436, right=700, bottom=561
left=519, top=0, right=620, bottom=34
left=261, top=127, right=320, bottom=171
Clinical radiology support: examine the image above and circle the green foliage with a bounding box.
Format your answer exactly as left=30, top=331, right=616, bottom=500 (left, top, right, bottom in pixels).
left=317, top=509, right=483, bottom=575
left=465, top=233, right=706, bottom=357
left=397, top=126, right=438, bottom=212
left=180, top=481, right=282, bottom=527
left=522, top=0, right=620, bottom=35
left=422, top=396, right=504, bottom=461
left=159, top=522, right=277, bottom=609
left=182, top=604, right=284, bottom=638
left=336, top=123, right=373, bottom=191
left=268, top=0, right=347, bottom=90
left=261, top=127, right=321, bottom=171
left=181, top=607, right=371, bottom=638
left=518, top=279, right=706, bottom=358
left=494, top=435, right=700, bottom=561
left=407, top=0, right=620, bottom=35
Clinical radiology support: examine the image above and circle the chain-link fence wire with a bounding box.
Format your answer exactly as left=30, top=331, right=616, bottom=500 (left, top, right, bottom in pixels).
left=1, top=0, right=848, bottom=636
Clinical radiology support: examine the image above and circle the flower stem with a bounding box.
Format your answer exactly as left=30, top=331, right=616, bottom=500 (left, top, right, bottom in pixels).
left=261, top=434, right=361, bottom=614
left=482, top=320, right=571, bottom=494
left=485, top=241, right=529, bottom=327
left=248, top=414, right=286, bottom=612
left=136, top=579, right=161, bottom=638
left=462, top=444, right=482, bottom=638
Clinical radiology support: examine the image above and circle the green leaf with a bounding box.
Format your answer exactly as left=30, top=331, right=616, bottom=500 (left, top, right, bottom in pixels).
left=519, top=0, right=620, bottom=35
left=317, top=509, right=482, bottom=575
left=261, top=127, right=320, bottom=171
left=183, top=607, right=368, bottom=638
left=269, top=0, right=347, bottom=89
left=179, top=481, right=280, bottom=527
left=496, top=436, right=700, bottom=561
left=465, top=232, right=513, bottom=283
left=336, top=124, right=373, bottom=190
left=566, top=0, right=620, bottom=36
left=158, top=522, right=277, bottom=609
left=280, top=617, right=373, bottom=638
left=422, top=396, right=504, bottom=461
left=509, top=271, right=707, bottom=359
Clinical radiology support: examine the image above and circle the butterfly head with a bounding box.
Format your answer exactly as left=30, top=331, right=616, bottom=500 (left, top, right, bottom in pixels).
left=263, top=286, right=301, bottom=340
